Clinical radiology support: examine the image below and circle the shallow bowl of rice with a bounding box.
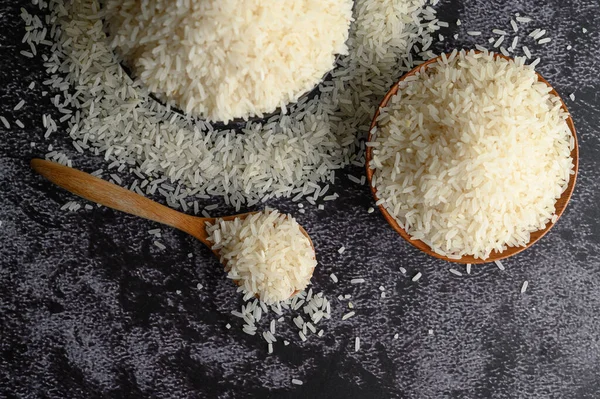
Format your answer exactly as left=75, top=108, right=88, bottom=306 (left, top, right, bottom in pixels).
left=104, top=0, right=354, bottom=124
left=366, top=49, right=579, bottom=264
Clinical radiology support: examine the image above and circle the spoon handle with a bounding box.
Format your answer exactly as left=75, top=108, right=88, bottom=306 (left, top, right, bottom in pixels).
left=30, top=159, right=210, bottom=244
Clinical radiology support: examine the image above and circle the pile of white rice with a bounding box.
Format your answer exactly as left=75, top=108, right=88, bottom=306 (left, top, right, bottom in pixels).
left=206, top=210, right=316, bottom=304
left=369, top=49, right=575, bottom=260
left=104, top=0, right=353, bottom=123
left=21, top=0, right=440, bottom=210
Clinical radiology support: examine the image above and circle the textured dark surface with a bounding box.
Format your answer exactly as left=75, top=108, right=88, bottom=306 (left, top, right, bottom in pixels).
left=2, top=0, right=600, bottom=398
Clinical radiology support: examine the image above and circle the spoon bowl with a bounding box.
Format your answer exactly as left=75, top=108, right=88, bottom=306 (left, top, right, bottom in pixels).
left=30, top=159, right=315, bottom=297
left=365, top=51, right=579, bottom=264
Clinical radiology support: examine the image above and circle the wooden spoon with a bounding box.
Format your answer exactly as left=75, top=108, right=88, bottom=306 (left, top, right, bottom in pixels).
left=30, top=159, right=315, bottom=295
left=365, top=51, right=579, bottom=264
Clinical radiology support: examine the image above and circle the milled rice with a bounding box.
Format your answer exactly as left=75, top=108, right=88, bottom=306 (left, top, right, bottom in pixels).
left=369, top=49, right=574, bottom=259
left=21, top=0, right=441, bottom=208
left=104, top=0, right=353, bottom=123
left=206, top=209, right=316, bottom=304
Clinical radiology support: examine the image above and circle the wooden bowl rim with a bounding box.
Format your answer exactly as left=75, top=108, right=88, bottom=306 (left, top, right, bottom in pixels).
left=365, top=50, right=579, bottom=264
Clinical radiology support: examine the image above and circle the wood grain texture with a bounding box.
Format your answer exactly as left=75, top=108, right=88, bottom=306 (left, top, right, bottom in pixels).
left=30, top=158, right=214, bottom=245
left=29, top=159, right=315, bottom=294
left=366, top=52, right=579, bottom=264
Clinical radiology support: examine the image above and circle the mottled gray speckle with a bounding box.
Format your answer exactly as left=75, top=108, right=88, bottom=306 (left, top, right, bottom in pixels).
left=1, top=0, right=600, bottom=398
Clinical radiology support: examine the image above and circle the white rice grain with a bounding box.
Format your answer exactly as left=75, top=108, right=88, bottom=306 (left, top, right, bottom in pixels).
left=14, top=100, right=25, bottom=111
left=495, top=260, right=505, bottom=271
left=0, top=116, right=10, bottom=129
left=342, top=311, right=356, bottom=320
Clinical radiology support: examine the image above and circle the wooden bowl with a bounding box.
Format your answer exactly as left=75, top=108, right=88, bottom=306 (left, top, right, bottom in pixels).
left=365, top=51, right=579, bottom=264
